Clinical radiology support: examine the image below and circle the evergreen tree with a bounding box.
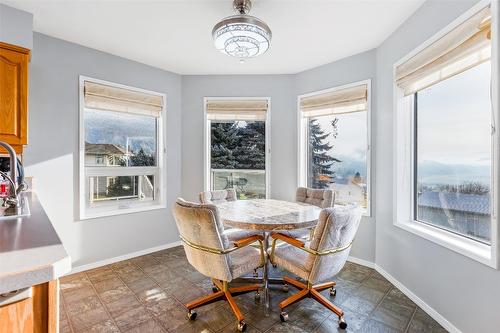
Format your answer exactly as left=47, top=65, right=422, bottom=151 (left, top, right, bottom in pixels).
left=130, top=148, right=155, bottom=166
left=106, top=176, right=135, bottom=197
left=308, top=118, right=340, bottom=189
left=210, top=121, right=265, bottom=170
left=211, top=122, right=240, bottom=169
left=353, top=172, right=362, bottom=184
left=235, top=122, right=266, bottom=169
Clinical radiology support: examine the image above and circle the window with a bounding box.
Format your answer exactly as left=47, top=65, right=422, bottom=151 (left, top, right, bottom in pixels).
left=415, top=62, right=491, bottom=244
left=79, top=77, right=166, bottom=219
left=204, top=98, right=270, bottom=199
left=394, top=4, right=497, bottom=266
left=298, top=81, right=371, bottom=213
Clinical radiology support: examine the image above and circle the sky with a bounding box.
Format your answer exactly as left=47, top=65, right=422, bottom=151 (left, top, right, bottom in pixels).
left=417, top=61, right=492, bottom=167
left=311, top=61, right=492, bottom=185
left=314, top=111, right=368, bottom=177
left=85, top=109, right=157, bottom=155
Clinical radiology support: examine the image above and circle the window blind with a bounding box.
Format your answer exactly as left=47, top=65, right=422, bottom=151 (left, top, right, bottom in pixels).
left=84, top=81, right=164, bottom=117
left=206, top=99, right=268, bottom=121
left=300, top=84, right=368, bottom=118
left=396, top=6, right=491, bottom=96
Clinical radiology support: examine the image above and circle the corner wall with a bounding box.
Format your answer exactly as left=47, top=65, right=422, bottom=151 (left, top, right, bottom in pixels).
left=375, top=1, right=500, bottom=332
left=181, top=50, right=378, bottom=264
left=24, top=33, right=183, bottom=268
left=294, top=49, right=377, bottom=263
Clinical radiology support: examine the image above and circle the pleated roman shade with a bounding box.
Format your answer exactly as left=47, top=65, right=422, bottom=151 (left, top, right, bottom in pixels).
left=84, top=81, right=164, bottom=117
left=396, top=6, right=491, bottom=96
left=300, top=84, right=368, bottom=118
left=206, top=99, right=268, bottom=121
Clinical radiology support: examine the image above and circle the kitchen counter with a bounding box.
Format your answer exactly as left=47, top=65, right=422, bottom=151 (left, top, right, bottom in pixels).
left=0, top=191, right=71, bottom=294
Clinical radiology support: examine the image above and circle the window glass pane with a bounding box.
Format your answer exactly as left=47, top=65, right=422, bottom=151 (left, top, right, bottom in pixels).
left=210, top=121, right=266, bottom=199
left=85, top=109, right=157, bottom=167
left=415, top=61, right=491, bottom=244
left=89, top=175, right=155, bottom=203
left=307, top=112, right=368, bottom=209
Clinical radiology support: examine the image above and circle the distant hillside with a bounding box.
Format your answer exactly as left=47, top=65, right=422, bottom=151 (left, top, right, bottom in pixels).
left=85, top=111, right=156, bottom=155
left=329, top=157, right=490, bottom=186
left=331, top=154, right=367, bottom=179
left=417, top=161, right=490, bottom=185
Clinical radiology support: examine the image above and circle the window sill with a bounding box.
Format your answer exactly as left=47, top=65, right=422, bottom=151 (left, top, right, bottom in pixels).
left=80, top=204, right=166, bottom=220
left=395, top=220, right=496, bottom=269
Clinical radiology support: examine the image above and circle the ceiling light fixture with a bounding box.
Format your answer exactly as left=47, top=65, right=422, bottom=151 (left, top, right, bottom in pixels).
left=212, top=0, right=272, bottom=59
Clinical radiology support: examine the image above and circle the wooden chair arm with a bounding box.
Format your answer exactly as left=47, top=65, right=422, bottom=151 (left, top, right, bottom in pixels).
left=233, top=234, right=264, bottom=248
left=270, top=233, right=305, bottom=248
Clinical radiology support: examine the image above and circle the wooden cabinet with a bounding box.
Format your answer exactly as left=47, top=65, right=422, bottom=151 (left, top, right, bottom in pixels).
left=0, top=280, right=59, bottom=333
left=0, top=42, right=30, bottom=154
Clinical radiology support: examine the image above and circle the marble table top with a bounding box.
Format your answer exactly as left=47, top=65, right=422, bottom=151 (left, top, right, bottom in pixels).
left=217, top=199, right=322, bottom=231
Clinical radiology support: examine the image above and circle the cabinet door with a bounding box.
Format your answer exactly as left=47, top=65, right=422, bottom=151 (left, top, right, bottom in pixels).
left=0, top=42, right=30, bottom=152
left=0, top=297, right=34, bottom=333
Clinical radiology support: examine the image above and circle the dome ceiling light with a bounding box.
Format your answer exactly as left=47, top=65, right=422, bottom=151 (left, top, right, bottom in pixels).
left=212, top=0, right=272, bottom=61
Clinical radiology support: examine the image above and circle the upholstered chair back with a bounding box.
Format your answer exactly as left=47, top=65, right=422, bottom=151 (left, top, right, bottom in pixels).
left=296, top=187, right=335, bottom=208
left=308, top=205, right=362, bottom=283
left=172, top=198, right=233, bottom=281
left=199, top=189, right=237, bottom=204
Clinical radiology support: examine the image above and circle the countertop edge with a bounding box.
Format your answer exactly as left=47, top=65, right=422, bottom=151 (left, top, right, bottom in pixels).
left=0, top=192, right=72, bottom=294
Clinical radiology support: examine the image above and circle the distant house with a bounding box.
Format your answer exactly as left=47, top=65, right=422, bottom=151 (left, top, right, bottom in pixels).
left=85, top=143, right=128, bottom=200
left=417, top=191, right=490, bottom=242
left=330, top=176, right=366, bottom=207
left=85, top=143, right=127, bottom=166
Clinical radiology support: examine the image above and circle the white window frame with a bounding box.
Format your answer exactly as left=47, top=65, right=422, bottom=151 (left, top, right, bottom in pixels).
left=79, top=76, right=167, bottom=220
left=297, top=79, right=372, bottom=216
left=393, top=0, right=499, bottom=268
left=203, top=97, right=271, bottom=198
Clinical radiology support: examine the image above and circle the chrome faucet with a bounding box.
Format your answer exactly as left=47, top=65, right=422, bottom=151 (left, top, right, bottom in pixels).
left=0, top=141, right=26, bottom=214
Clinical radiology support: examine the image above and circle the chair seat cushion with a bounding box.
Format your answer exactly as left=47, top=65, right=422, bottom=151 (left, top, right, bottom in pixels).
left=267, top=244, right=312, bottom=281
left=222, top=228, right=262, bottom=242
left=279, top=229, right=310, bottom=240
left=229, top=246, right=263, bottom=279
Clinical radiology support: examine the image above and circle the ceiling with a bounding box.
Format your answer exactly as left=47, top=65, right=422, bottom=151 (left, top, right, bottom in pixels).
left=2, top=0, right=425, bottom=75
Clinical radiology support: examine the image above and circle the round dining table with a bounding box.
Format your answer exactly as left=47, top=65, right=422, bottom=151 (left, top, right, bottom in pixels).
left=216, top=199, right=322, bottom=311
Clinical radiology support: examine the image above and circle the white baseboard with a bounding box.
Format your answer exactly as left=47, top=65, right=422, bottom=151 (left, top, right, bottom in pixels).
left=374, top=265, right=461, bottom=333
left=347, top=255, right=375, bottom=268
left=69, top=241, right=182, bottom=275
left=345, top=257, right=459, bottom=332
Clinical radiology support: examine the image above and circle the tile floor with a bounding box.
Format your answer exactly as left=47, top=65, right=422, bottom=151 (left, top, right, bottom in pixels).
left=59, top=246, right=447, bottom=333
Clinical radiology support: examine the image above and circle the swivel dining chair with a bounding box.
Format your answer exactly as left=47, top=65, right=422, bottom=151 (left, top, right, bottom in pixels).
left=268, top=205, right=362, bottom=329
left=199, top=188, right=237, bottom=204
left=296, top=187, right=335, bottom=208
left=172, top=198, right=265, bottom=332
left=199, top=189, right=261, bottom=243
left=284, top=187, right=335, bottom=239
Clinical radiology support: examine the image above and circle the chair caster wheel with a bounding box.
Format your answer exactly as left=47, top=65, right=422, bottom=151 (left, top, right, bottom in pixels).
left=272, top=264, right=277, bottom=268
left=329, top=287, right=337, bottom=297
left=280, top=311, right=289, bottom=322
left=282, top=284, right=289, bottom=292
left=338, top=316, right=347, bottom=329
left=212, top=286, right=219, bottom=293
left=253, top=269, right=258, bottom=278
left=254, top=291, right=260, bottom=300
left=237, top=320, right=247, bottom=332
left=187, top=310, right=197, bottom=321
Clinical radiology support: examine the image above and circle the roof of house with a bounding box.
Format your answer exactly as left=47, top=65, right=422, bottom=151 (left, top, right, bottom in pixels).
left=85, top=143, right=126, bottom=155
left=316, top=174, right=332, bottom=182
left=417, top=191, right=490, bottom=215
